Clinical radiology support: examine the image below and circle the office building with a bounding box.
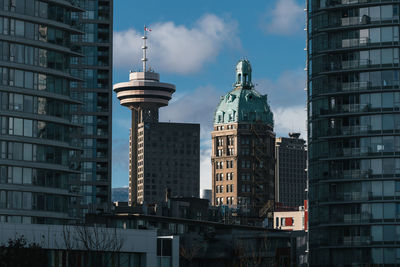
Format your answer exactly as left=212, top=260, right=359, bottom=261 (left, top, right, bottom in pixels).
left=0, top=1, right=84, bottom=224
left=211, top=59, right=275, bottom=223
left=308, top=1, right=400, bottom=265
left=275, top=133, right=307, bottom=208
left=70, top=0, right=113, bottom=215
left=114, top=32, right=200, bottom=205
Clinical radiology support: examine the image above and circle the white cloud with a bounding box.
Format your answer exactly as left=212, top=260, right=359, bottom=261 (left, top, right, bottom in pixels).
left=260, top=0, right=304, bottom=36
left=273, top=105, right=307, bottom=138
left=113, top=14, right=240, bottom=74
left=200, top=144, right=212, bottom=191
left=255, top=68, right=307, bottom=138
left=256, top=68, right=306, bottom=107
left=160, top=85, right=220, bottom=140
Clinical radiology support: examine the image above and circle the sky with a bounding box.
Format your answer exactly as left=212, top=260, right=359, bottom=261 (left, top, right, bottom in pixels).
left=112, top=0, right=307, bottom=190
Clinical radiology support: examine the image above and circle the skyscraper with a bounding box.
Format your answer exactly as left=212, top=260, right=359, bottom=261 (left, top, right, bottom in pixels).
left=308, top=1, right=400, bottom=265
left=275, top=133, right=307, bottom=208
left=114, top=31, right=200, bottom=205
left=211, top=60, right=275, bottom=224
left=0, top=1, right=83, bottom=224
left=70, top=0, right=113, bottom=215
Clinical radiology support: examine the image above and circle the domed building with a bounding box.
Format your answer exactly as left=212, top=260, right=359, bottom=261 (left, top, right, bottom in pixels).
left=211, top=60, right=276, bottom=225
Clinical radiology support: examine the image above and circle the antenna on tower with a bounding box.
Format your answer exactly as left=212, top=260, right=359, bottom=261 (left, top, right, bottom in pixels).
left=142, top=25, right=151, bottom=72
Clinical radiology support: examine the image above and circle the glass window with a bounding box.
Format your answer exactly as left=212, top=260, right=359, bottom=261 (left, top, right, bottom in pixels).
left=384, top=203, right=395, bottom=219
left=13, top=167, right=22, bottom=184
left=381, top=5, right=393, bottom=20
left=371, top=248, right=383, bottom=264
left=371, top=115, right=382, bottom=131
left=23, top=95, right=33, bottom=113
left=371, top=225, right=383, bottom=241
left=23, top=143, right=32, bottom=161
left=371, top=159, right=382, bottom=174
left=22, top=168, right=31, bottom=184
left=370, top=28, right=381, bottom=43
left=382, top=71, right=394, bottom=86
left=370, top=71, right=381, bottom=87
left=384, top=181, right=395, bottom=197
left=372, top=181, right=382, bottom=198
left=23, top=119, right=32, bottom=137
left=382, top=92, right=393, bottom=108
left=24, top=71, right=33, bottom=88
left=370, top=49, right=381, bottom=65
left=372, top=203, right=383, bottom=219
left=22, top=192, right=31, bottom=210
left=14, top=69, right=23, bottom=87
left=383, top=115, right=394, bottom=131
left=382, top=136, right=394, bottom=152
left=371, top=93, right=381, bottom=108
left=381, top=27, right=393, bottom=43
left=14, top=118, right=22, bottom=135
left=15, top=20, right=24, bottom=37
left=382, top=49, right=392, bottom=65
left=370, top=6, right=380, bottom=21
left=12, top=191, right=22, bottom=209
left=8, top=142, right=22, bottom=160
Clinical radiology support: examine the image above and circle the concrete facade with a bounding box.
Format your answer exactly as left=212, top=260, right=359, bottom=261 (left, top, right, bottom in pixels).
left=136, top=122, right=200, bottom=204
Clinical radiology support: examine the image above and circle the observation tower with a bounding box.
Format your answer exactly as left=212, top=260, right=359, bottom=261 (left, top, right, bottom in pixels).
left=113, top=28, right=176, bottom=205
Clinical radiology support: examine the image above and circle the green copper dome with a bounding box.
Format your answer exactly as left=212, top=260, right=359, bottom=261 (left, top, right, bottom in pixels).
left=214, top=60, right=274, bottom=126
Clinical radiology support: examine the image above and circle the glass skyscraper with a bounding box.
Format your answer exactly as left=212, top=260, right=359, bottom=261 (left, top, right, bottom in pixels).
left=70, top=0, right=112, bottom=216
left=0, top=0, right=83, bottom=224
left=308, top=0, right=400, bottom=265
left=0, top=0, right=113, bottom=224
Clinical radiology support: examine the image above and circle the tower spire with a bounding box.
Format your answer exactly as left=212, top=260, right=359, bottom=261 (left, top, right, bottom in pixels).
left=142, top=25, right=150, bottom=72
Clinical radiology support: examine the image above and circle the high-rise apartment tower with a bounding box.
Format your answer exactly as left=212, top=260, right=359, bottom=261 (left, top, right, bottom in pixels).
left=308, top=1, right=400, bottom=265
left=70, top=0, right=113, bottom=215
left=0, top=0, right=84, bottom=224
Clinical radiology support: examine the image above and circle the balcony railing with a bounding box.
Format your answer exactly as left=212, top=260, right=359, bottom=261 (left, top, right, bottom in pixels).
left=341, top=15, right=371, bottom=26
left=342, top=37, right=370, bottom=48
left=341, top=0, right=369, bottom=4
left=342, top=81, right=371, bottom=92
left=341, top=59, right=370, bottom=70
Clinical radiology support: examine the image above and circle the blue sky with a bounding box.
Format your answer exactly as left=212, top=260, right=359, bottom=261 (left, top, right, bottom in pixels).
left=112, top=0, right=307, bottom=190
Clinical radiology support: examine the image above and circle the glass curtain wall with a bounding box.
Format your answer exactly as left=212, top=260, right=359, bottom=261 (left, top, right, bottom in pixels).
left=70, top=0, right=112, bottom=216
left=0, top=0, right=83, bottom=224
left=308, top=0, right=400, bottom=265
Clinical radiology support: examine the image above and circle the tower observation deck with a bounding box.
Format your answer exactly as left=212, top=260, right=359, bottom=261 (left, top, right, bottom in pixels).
left=113, top=28, right=176, bottom=205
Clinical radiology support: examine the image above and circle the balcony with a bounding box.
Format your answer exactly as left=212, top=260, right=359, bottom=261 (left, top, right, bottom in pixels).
left=342, top=15, right=372, bottom=26
left=341, top=0, right=368, bottom=4
left=342, top=81, right=371, bottom=92
left=341, top=59, right=370, bottom=70
left=342, top=37, right=370, bottom=48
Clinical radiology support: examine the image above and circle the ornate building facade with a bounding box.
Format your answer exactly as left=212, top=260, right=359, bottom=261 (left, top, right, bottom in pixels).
left=211, top=60, right=275, bottom=224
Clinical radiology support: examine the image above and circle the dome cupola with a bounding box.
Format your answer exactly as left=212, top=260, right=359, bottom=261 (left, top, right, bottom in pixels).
left=214, top=59, right=274, bottom=127
left=234, top=59, right=253, bottom=89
